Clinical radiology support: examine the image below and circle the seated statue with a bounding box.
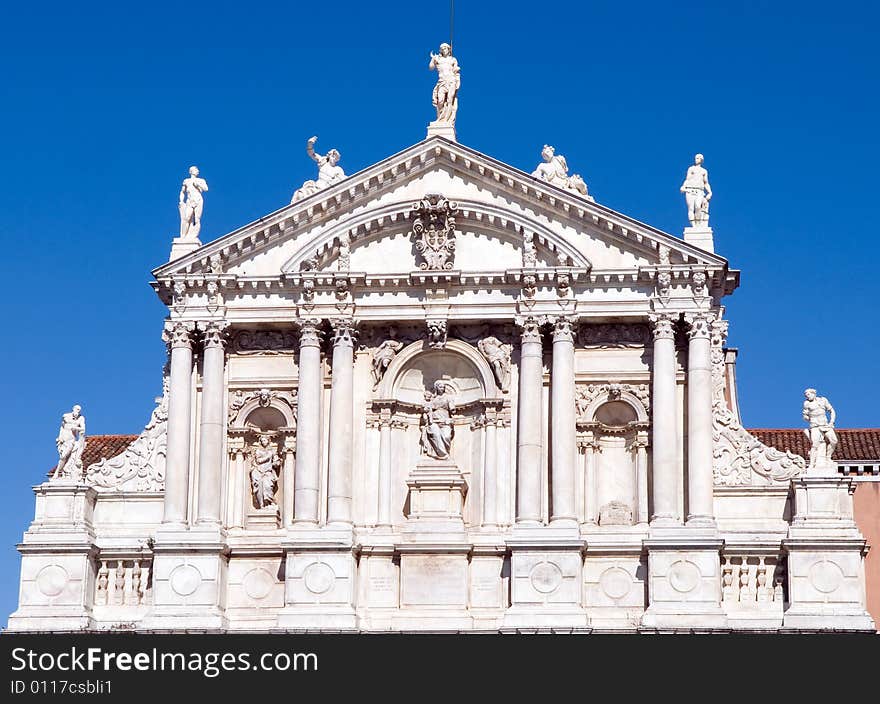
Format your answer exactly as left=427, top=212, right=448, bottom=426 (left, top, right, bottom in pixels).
left=531, top=145, right=594, bottom=201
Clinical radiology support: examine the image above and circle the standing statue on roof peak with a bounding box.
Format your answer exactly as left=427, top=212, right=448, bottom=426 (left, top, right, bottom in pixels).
left=680, top=153, right=712, bottom=228
left=291, top=136, right=346, bottom=203
left=179, top=166, right=208, bottom=240
left=429, top=43, right=460, bottom=126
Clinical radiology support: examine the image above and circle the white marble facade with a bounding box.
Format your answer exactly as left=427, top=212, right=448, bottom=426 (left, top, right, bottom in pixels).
left=8, top=137, right=874, bottom=632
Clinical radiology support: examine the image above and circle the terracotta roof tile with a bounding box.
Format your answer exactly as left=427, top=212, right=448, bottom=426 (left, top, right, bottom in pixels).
left=748, top=428, right=880, bottom=462
left=47, top=434, right=138, bottom=478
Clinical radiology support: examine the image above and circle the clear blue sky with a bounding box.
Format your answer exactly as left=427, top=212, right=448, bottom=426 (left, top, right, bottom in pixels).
left=1, top=1, right=877, bottom=622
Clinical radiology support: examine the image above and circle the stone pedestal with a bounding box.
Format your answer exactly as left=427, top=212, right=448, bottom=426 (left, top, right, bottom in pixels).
left=583, top=531, right=649, bottom=631
left=782, top=476, right=874, bottom=631
left=168, top=236, right=202, bottom=262
left=7, top=481, right=97, bottom=632
left=641, top=528, right=727, bottom=630
left=502, top=530, right=589, bottom=631
left=683, top=226, right=714, bottom=253
left=403, top=459, right=468, bottom=538
left=143, top=525, right=228, bottom=631
left=426, top=121, right=456, bottom=142
left=275, top=527, right=358, bottom=631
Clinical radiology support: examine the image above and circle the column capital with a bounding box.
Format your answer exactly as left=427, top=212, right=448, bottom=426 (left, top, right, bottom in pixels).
left=162, top=320, right=196, bottom=349
left=330, top=317, right=358, bottom=348
left=197, top=320, right=230, bottom=349
left=550, top=315, right=577, bottom=343
left=514, top=314, right=545, bottom=344
left=648, top=312, right=676, bottom=340
left=710, top=316, right=729, bottom=346
left=296, top=318, right=323, bottom=348
left=684, top=311, right=715, bottom=340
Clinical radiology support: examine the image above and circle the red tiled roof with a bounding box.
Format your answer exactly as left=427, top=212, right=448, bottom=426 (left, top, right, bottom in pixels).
left=748, top=428, right=880, bottom=462
left=48, top=434, right=138, bottom=477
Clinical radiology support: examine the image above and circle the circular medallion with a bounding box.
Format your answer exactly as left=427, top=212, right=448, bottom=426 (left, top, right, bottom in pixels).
left=303, top=562, right=335, bottom=595
left=242, top=568, right=275, bottom=600
left=599, top=567, right=632, bottom=600
left=169, top=564, right=202, bottom=596
left=808, top=560, right=843, bottom=594
left=668, top=560, right=700, bottom=593
left=529, top=561, right=563, bottom=594
left=36, top=565, right=69, bottom=597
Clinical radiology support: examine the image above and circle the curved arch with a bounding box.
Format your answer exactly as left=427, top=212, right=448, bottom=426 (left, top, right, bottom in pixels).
left=582, top=389, right=649, bottom=425
left=376, top=338, right=499, bottom=401
left=230, top=392, right=297, bottom=429
left=280, top=198, right=593, bottom=272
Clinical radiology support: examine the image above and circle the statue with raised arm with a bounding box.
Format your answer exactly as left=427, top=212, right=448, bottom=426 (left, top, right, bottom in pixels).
left=420, top=381, right=457, bottom=460
left=680, top=153, right=712, bottom=228
left=54, top=405, right=86, bottom=480
left=179, top=166, right=208, bottom=239
left=250, top=434, right=282, bottom=509
left=531, top=145, right=593, bottom=200
left=802, top=388, right=838, bottom=471
left=291, top=136, right=346, bottom=203
left=429, top=43, right=461, bottom=125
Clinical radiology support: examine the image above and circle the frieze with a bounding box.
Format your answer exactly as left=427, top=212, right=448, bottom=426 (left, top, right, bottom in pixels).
left=231, top=329, right=297, bottom=355
left=579, top=323, right=650, bottom=348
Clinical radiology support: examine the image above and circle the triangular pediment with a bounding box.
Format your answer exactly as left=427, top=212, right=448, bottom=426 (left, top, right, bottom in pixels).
left=153, top=137, right=734, bottom=296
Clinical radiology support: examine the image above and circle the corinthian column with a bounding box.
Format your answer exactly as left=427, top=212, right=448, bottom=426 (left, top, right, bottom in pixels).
left=515, top=316, right=544, bottom=525
left=196, top=321, right=228, bottom=525
left=293, top=319, right=323, bottom=526
left=162, top=321, right=195, bottom=526
left=550, top=316, right=577, bottom=526
left=685, top=311, right=715, bottom=525
left=649, top=313, right=678, bottom=525
left=327, top=318, right=356, bottom=526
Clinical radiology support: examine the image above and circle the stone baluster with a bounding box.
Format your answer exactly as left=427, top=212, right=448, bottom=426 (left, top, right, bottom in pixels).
left=114, top=560, right=126, bottom=605
left=294, top=319, right=323, bottom=526
left=685, top=311, right=715, bottom=525
left=97, top=560, right=109, bottom=606
left=196, top=321, right=228, bottom=525
left=550, top=316, right=577, bottom=526
left=649, top=313, right=678, bottom=524
left=161, top=321, right=195, bottom=526
left=515, top=316, right=544, bottom=525
left=327, top=319, right=356, bottom=526
left=131, top=560, right=142, bottom=605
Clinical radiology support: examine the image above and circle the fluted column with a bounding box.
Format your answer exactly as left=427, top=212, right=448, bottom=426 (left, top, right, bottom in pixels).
left=162, top=321, right=195, bottom=526
left=515, top=316, right=544, bottom=525
left=327, top=319, right=356, bottom=526
left=293, top=318, right=323, bottom=526
left=550, top=316, right=577, bottom=526
left=686, top=312, right=715, bottom=525
left=649, top=313, right=678, bottom=524
left=196, top=321, right=228, bottom=525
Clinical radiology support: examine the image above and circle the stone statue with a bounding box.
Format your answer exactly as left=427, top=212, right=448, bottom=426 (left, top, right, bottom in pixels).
left=531, top=145, right=593, bottom=200
left=429, top=43, right=460, bottom=125
left=179, top=166, right=208, bottom=239
left=802, top=388, right=838, bottom=471
left=250, top=434, right=282, bottom=509
left=372, top=327, right=404, bottom=386
left=338, top=234, right=352, bottom=271
left=680, top=153, right=712, bottom=228
left=54, top=405, right=86, bottom=480
left=291, top=136, right=346, bottom=203
left=420, top=381, right=457, bottom=460
left=478, top=336, right=512, bottom=392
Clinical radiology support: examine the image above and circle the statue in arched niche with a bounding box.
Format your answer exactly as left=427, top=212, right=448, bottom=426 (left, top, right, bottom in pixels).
left=250, top=434, right=282, bottom=509
left=420, top=380, right=457, bottom=460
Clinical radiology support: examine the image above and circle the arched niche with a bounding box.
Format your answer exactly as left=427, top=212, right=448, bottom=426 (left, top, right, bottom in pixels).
left=229, top=390, right=297, bottom=431
left=376, top=338, right=499, bottom=403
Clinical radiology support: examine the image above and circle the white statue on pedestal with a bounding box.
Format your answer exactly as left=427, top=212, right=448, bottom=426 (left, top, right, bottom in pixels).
left=680, top=153, right=712, bottom=228
left=291, top=136, right=345, bottom=203
left=54, top=405, right=85, bottom=480
left=179, top=166, right=208, bottom=239
left=250, top=434, right=281, bottom=509
left=420, top=381, right=456, bottom=460
left=531, top=145, right=592, bottom=200
left=429, top=43, right=460, bottom=126
left=803, top=388, right=838, bottom=471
